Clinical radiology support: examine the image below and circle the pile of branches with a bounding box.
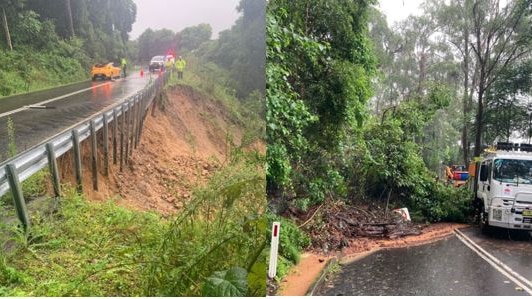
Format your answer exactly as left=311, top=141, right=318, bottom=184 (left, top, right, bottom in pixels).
left=291, top=200, right=425, bottom=251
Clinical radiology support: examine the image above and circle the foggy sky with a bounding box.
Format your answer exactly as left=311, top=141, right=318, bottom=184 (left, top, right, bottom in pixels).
left=130, top=0, right=241, bottom=40
left=378, top=0, right=422, bottom=25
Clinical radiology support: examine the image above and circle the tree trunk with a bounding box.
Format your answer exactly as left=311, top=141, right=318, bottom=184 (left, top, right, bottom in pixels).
left=417, top=51, right=427, bottom=95
left=461, top=29, right=470, bottom=164
left=474, top=71, right=486, bottom=157
left=65, top=0, right=75, bottom=38
left=2, top=8, right=12, bottom=51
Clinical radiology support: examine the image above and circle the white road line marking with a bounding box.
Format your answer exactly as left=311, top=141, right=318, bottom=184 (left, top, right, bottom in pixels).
left=454, top=229, right=532, bottom=294
left=0, top=81, right=113, bottom=119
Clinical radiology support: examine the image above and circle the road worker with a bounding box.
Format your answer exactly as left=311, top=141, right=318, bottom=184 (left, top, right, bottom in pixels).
left=121, top=57, right=128, bottom=77
left=175, top=56, right=186, bottom=79
left=445, top=165, right=453, bottom=180
left=165, top=58, right=174, bottom=79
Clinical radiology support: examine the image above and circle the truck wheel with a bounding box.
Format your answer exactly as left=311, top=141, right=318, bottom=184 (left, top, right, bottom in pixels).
left=479, top=203, right=491, bottom=235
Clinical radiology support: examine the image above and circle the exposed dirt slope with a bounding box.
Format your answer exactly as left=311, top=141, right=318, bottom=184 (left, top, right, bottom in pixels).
left=59, top=85, right=247, bottom=215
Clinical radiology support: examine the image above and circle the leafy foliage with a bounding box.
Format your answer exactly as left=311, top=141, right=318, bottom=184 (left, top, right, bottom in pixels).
left=197, top=0, right=266, bottom=98
left=179, top=23, right=212, bottom=51
left=267, top=0, right=376, bottom=208
left=136, top=28, right=177, bottom=62
left=0, top=151, right=265, bottom=296
left=0, top=0, right=137, bottom=96
left=202, top=267, right=248, bottom=297
left=266, top=213, right=310, bottom=280
left=361, top=87, right=473, bottom=222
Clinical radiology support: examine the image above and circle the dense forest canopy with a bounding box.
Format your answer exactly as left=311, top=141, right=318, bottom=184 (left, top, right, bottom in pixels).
left=267, top=0, right=531, bottom=222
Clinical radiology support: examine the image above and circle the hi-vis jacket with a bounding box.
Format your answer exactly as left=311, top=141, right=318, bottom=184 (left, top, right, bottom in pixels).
left=175, top=59, right=186, bottom=71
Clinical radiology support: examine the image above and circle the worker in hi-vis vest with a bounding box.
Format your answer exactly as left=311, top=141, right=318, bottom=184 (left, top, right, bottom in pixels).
left=165, top=58, right=174, bottom=79
left=175, top=56, right=186, bottom=79
left=121, top=57, right=127, bottom=77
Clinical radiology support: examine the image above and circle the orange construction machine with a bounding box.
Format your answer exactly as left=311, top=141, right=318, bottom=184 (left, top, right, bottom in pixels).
left=445, top=164, right=469, bottom=187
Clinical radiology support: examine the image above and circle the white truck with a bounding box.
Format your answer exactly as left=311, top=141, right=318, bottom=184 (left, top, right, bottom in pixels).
left=474, top=143, right=532, bottom=234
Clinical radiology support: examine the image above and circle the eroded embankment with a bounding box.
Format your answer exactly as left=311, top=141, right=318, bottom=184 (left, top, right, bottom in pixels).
left=58, top=85, right=244, bottom=215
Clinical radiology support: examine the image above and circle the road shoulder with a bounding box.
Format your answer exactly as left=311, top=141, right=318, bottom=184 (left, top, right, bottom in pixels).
left=277, top=222, right=469, bottom=296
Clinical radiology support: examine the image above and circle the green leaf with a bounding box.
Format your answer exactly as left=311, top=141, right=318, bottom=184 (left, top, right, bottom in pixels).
left=201, top=267, right=248, bottom=297
left=247, top=262, right=267, bottom=296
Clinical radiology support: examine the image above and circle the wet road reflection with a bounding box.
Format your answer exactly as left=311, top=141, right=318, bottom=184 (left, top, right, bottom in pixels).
left=0, top=73, right=152, bottom=158
left=315, top=236, right=528, bottom=296
left=458, top=226, right=532, bottom=283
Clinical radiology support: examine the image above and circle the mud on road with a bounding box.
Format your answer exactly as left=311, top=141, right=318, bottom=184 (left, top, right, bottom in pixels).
left=277, top=222, right=469, bottom=296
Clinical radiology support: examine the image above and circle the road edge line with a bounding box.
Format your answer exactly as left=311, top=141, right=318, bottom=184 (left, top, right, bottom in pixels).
left=305, top=257, right=338, bottom=296
left=454, top=228, right=532, bottom=294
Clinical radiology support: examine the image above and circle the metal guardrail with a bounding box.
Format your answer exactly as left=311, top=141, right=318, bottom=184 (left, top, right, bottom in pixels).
left=0, top=72, right=168, bottom=229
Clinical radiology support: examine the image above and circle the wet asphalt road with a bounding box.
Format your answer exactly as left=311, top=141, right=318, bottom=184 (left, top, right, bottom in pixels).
left=458, top=226, right=532, bottom=284
left=315, top=230, right=532, bottom=296
left=0, top=72, right=153, bottom=159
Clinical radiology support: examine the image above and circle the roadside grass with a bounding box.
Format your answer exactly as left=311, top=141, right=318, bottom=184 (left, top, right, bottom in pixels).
left=0, top=188, right=161, bottom=296
left=0, top=47, right=88, bottom=97
left=0, top=57, right=267, bottom=296
left=166, top=55, right=265, bottom=148
left=0, top=150, right=266, bottom=296
left=266, top=214, right=311, bottom=281
left=0, top=169, right=50, bottom=209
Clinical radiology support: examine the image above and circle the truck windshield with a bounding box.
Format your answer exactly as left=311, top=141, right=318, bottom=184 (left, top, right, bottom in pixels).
left=493, top=159, right=532, bottom=184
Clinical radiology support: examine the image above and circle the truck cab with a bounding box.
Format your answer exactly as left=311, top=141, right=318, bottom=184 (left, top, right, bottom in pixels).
left=475, top=143, right=532, bottom=234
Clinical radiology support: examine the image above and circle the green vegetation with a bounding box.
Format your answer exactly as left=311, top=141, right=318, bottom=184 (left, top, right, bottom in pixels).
left=264, top=0, right=522, bottom=268
left=135, top=0, right=265, bottom=100
left=1, top=0, right=267, bottom=296
left=266, top=214, right=310, bottom=280
left=0, top=149, right=265, bottom=296
left=267, top=0, right=377, bottom=207
left=5, top=117, right=16, bottom=159
left=0, top=0, right=136, bottom=96
left=167, top=54, right=265, bottom=148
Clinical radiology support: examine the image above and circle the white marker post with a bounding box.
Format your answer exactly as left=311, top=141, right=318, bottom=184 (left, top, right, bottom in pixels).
left=268, top=221, right=281, bottom=279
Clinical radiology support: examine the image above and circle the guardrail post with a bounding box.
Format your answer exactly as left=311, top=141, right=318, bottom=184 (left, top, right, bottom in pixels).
left=138, top=99, right=146, bottom=140
left=130, top=98, right=137, bottom=155
left=125, top=100, right=131, bottom=164
left=103, top=113, right=109, bottom=176
left=72, top=129, right=83, bottom=192
left=45, top=143, right=61, bottom=197
left=134, top=97, right=141, bottom=148
left=113, top=109, right=118, bottom=165
left=5, top=164, right=31, bottom=230
left=90, top=120, right=98, bottom=191
left=151, top=95, right=157, bottom=117
left=120, top=103, right=126, bottom=171
left=135, top=95, right=144, bottom=148
left=134, top=98, right=138, bottom=148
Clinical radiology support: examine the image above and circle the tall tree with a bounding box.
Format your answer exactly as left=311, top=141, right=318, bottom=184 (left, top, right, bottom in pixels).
left=199, top=0, right=266, bottom=98
left=137, top=28, right=177, bottom=62
left=65, top=0, right=74, bottom=38
left=179, top=23, right=212, bottom=51
left=1, top=8, right=11, bottom=50
left=422, top=0, right=478, bottom=164
left=267, top=0, right=376, bottom=205
left=470, top=0, right=531, bottom=156
left=0, top=0, right=26, bottom=50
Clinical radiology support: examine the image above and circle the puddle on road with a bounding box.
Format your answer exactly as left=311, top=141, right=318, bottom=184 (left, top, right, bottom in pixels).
left=315, top=236, right=528, bottom=296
